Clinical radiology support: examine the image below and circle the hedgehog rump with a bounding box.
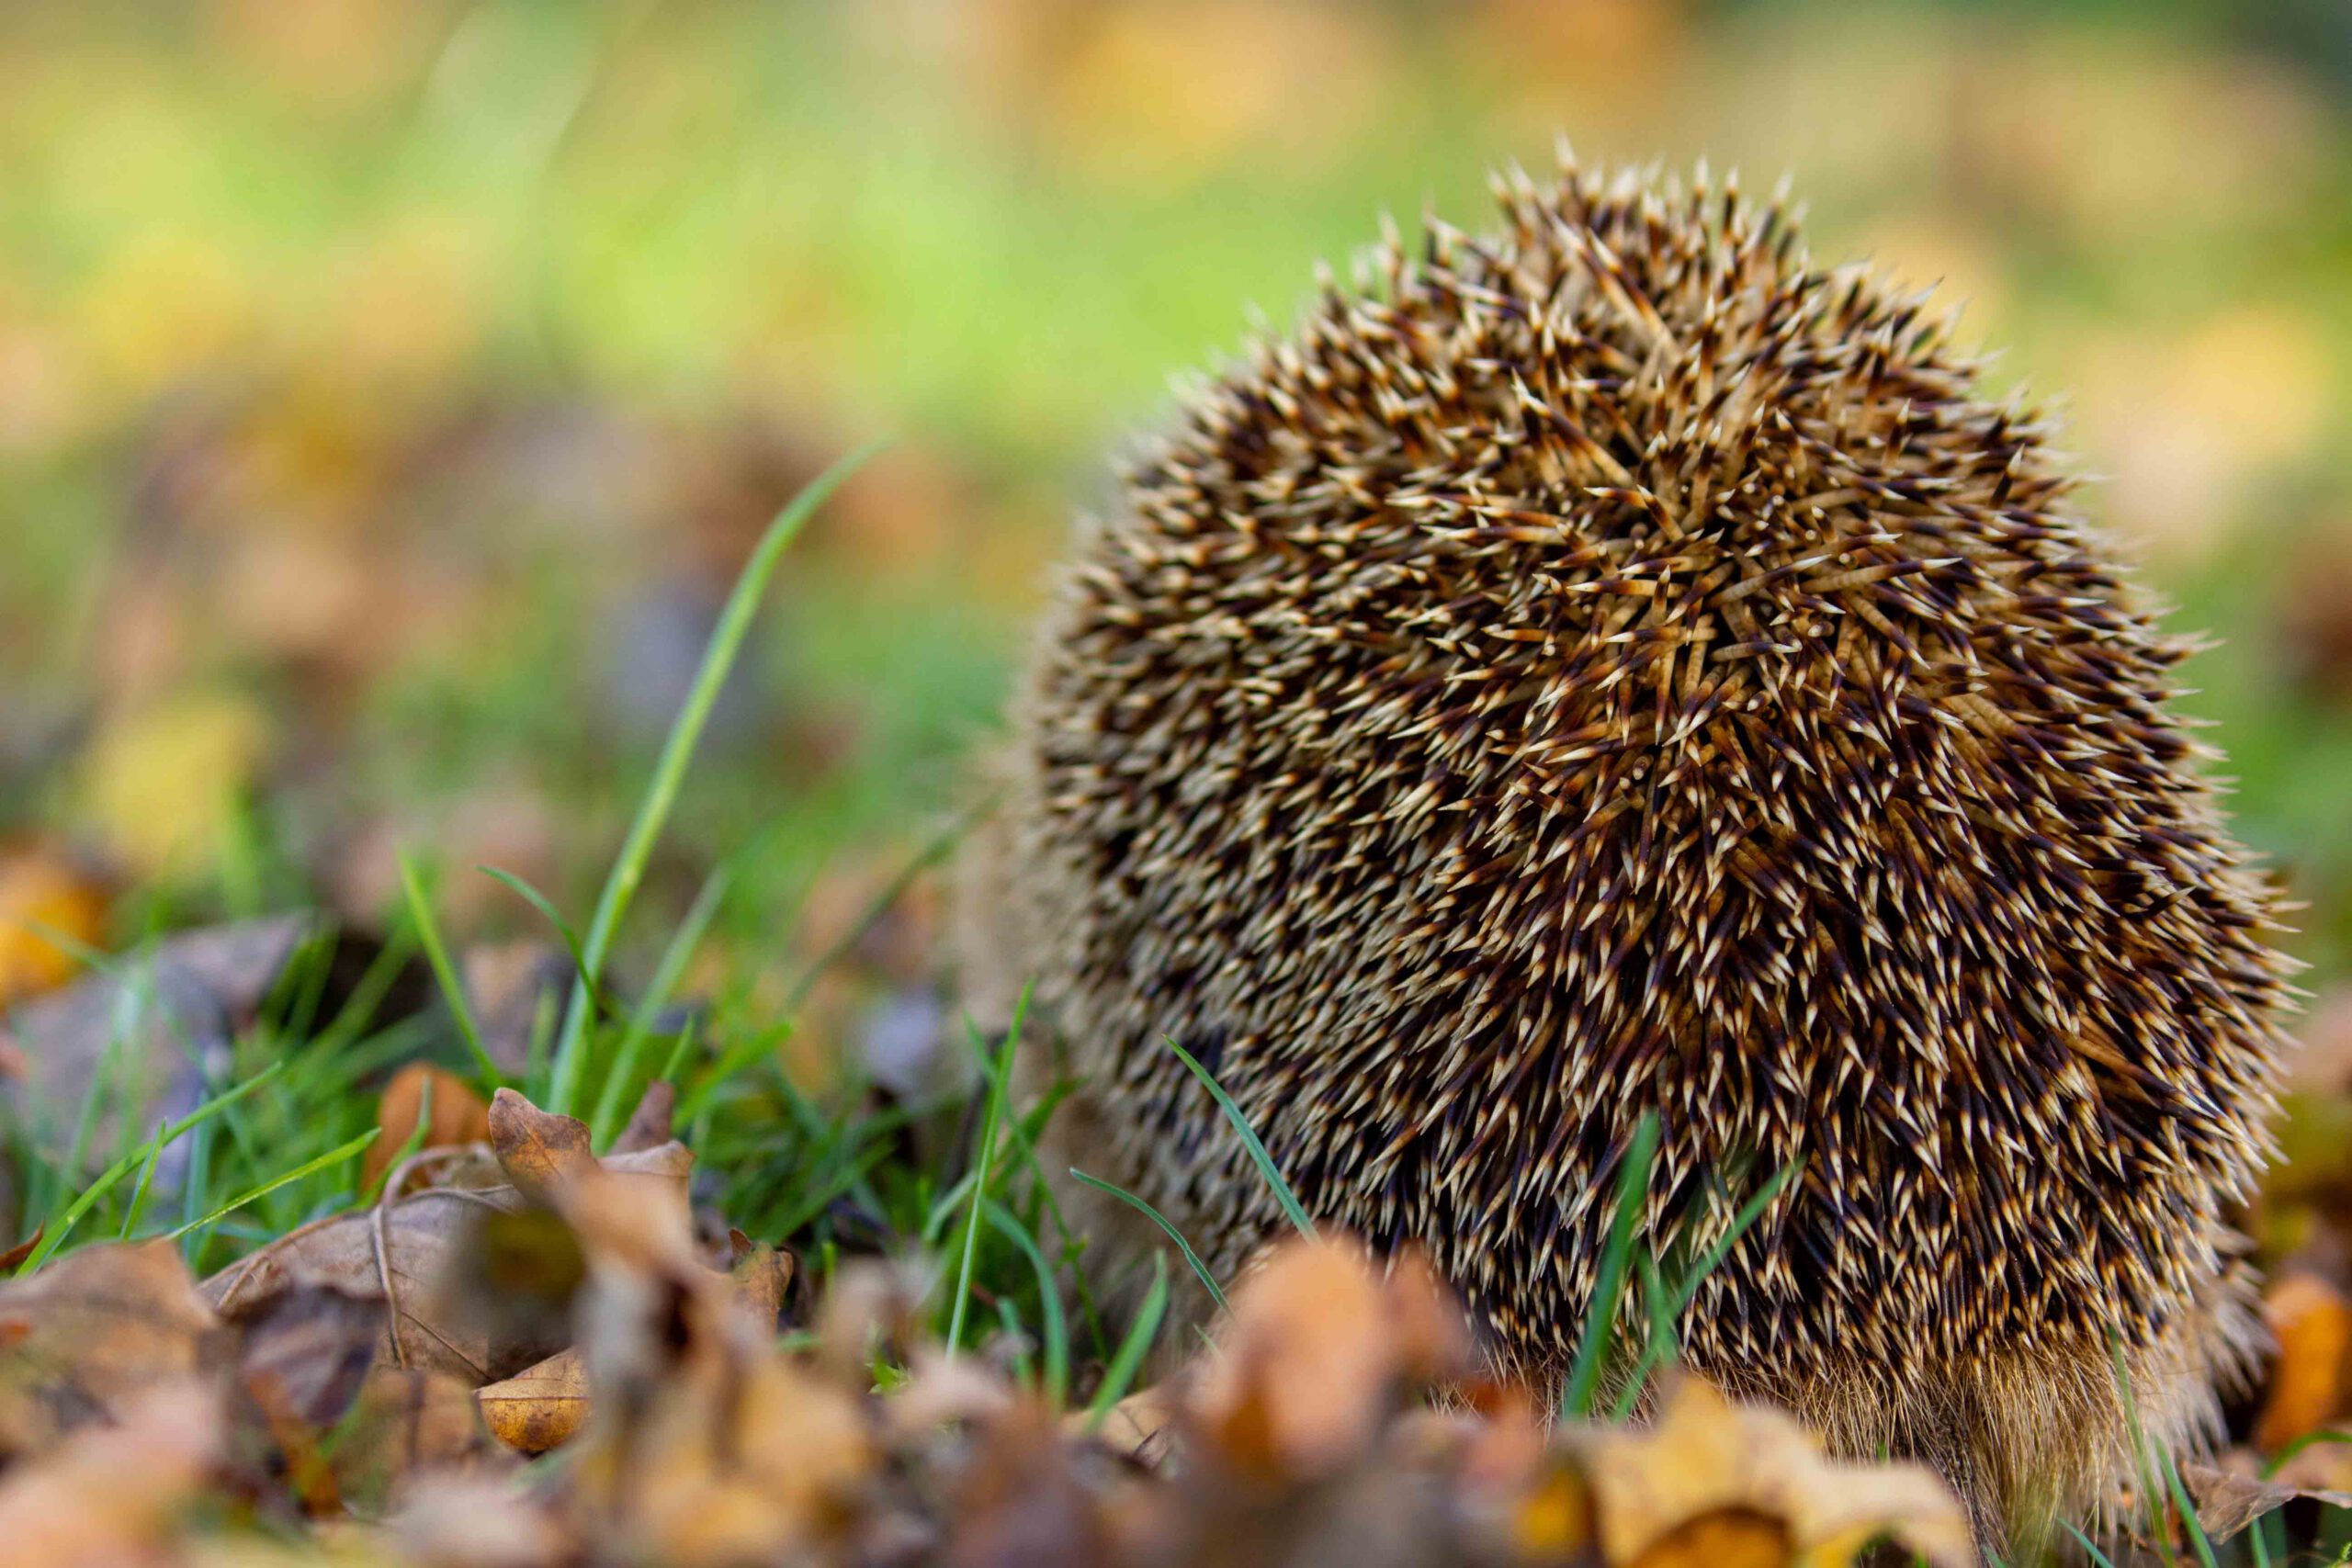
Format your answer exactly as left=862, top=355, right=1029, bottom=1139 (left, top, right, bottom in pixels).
left=958, top=154, right=2294, bottom=1549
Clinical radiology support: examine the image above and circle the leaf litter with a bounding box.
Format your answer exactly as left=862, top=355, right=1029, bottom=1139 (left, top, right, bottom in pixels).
left=0, top=1077, right=1979, bottom=1567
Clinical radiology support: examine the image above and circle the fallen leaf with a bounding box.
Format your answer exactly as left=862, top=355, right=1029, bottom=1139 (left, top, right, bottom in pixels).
left=2184, top=1453, right=2352, bottom=1541
left=1625, top=1507, right=1790, bottom=1568
left=729, top=1233, right=795, bottom=1336
left=593, top=1350, right=874, bottom=1568
left=611, top=1079, right=678, bottom=1156
left=485, top=1089, right=596, bottom=1207
left=0, top=845, right=108, bottom=1007
left=1069, top=1382, right=1183, bottom=1468
left=235, top=1279, right=385, bottom=1432
left=476, top=1348, right=587, bottom=1457
left=0, top=1241, right=221, bottom=1460
left=2256, top=1272, right=2351, bottom=1451
left=334, top=1366, right=509, bottom=1516
left=76, top=687, right=274, bottom=881
left=204, top=1181, right=558, bottom=1388
left=1562, top=1375, right=1970, bottom=1568
left=0, top=915, right=311, bottom=1156
left=0, top=1228, right=44, bottom=1271
left=384, top=1472, right=575, bottom=1568
left=944, top=1403, right=1112, bottom=1568
left=0, top=1382, right=222, bottom=1568
left=202, top=1096, right=691, bottom=1391
left=364, top=1064, right=493, bottom=1191
left=1190, top=1235, right=1473, bottom=1482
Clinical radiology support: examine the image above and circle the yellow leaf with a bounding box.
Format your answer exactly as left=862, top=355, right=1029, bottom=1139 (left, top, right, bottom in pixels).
left=0, top=847, right=107, bottom=1006
left=78, top=690, right=273, bottom=880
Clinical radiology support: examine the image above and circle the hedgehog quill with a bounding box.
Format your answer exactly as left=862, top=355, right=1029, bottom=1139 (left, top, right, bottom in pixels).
left=957, top=152, right=2296, bottom=1550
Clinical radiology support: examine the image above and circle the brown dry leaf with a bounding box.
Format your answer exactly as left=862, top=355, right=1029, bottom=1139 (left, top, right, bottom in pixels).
left=0, top=1227, right=44, bottom=1271
left=1190, top=1234, right=1473, bottom=1482
left=234, top=1280, right=387, bottom=1515
left=0, top=1382, right=222, bottom=1568
left=2184, top=1452, right=2352, bottom=1541
left=728, top=1231, right=795, bottom=1335
left=384, top=1472, right=574, bottom=1568
left=480, top=1234, right=794, bottom=1459
left=1070, top=1382, right=1184, bottom=1468
left=605, top=1349, right=874, bottom=1568
left=515, top=1079, right=880, bottom=1566
left=203, top=1179, right=554, bottom=1388
left=363, top=1064, right=492, bottom=1191
left=204, top=1097, right=691, bottom=1391
left=476, top=1347, right=587, bottom=1457
left=0, top=915, right=311, bottom=1146
left=2256, top=1272, right=2352, bottom=1451
left=1509, top=1457, right=1601, bottom=1566
left=0, top=844, right=108, bottom=1007
left=944, top=1403, right=1113, bottom=1568
left=334, top=1366, right=509, bottom=1516
left=612, top=1080, right=678, bottom=1155
left=0, top=1240, right=221, bottom=1459
left=1562, top=1375, right=1970, bottom=1568
left=485, top=1088, right=597, bottom=1206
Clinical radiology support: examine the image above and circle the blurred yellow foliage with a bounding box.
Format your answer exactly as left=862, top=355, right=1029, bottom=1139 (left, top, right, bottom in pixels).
left=0, top=846, right=108, bottom=1006
left=77, top=690, right=274, bottom=881
left=1044, top=0, right=1388, bottom=183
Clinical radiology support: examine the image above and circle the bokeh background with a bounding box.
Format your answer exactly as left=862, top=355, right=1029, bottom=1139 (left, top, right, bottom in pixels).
left=4, top=0, right=2350, bottom=1059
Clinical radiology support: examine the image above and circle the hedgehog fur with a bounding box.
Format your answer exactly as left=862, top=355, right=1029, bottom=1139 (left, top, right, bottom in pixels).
left=956, top=152, right=2296, bottom=1549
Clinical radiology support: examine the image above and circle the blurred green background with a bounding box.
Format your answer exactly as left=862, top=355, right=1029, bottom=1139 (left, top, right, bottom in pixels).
left=3, top=0, right=2349, bottom=1055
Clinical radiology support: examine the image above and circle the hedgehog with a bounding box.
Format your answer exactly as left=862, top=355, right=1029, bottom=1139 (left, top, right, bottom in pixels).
left=955, top=152, right=2296, bottom=1549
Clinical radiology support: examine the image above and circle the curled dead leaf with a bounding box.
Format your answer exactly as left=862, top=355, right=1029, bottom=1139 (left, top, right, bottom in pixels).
left=485, top=1089, right=596, bottom=1207
left=1561, top=1375, right=1970, bottom=1568
left=2184, top=1452, right=2352, bottom=1543
left=1191, top=1234, right=1473, bottom=1483
left=364, top=1063, right=492, bottom=1192
left=1069, top=1382, right=1183, bottom=1469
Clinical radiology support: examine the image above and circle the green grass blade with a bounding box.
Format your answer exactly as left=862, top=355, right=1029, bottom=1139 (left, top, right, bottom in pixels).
left=168, top=1127, right=379, bottom=1239
left=400, top=852, right=502, bottom=1087
left=18, top=1061, right=287, bottom=1274
left=1086, top=1251, right=1168, bottom=1431
left=1164, top=1036, right=1316, bottom=1238
left=1069, top=1168, right=1228, bottom=1314
left=2160, top=1448, right=2220, bottom=1568
left=1562, top=1111, right=1660, bottom=1419
left=1610, top=1155, right=1802, bottom=1421
left=2109, top=1329, right=2178, bottom=1568
left=116, top=1125, right=167, bottom=1240
left=590, top=863, right=729, bottom=1149
left=545, top=438, right=884, bottom=1115
left=946, top=990, right=1024, bottom=1356
left=1673, top=1157, right=1801, bottom=1314
left=984, top=1196, right=1069, bottom=1407
left=2063, top=1523, right=2120, bottom=1568
left=477, top=866, right=598, bottom=999
left=2261, top=1427, right=2352, bottom=1477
